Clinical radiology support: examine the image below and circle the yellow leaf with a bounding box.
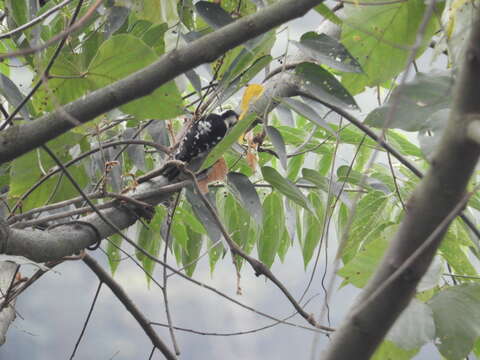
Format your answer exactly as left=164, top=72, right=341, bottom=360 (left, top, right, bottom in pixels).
left=240, top=84, right=264, bottom=119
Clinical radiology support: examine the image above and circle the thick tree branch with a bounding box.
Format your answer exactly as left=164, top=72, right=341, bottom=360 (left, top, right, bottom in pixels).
left=0, top=176, right=176, bottom=262
left=323, top=11, right=480, bottom=360
left=0, top=0, right=323, bottom=164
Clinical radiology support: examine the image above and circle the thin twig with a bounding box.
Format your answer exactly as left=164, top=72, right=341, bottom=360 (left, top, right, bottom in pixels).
left=162, top=193, right=182, bottom=355
left=152, top=292, right=325, bottom=336
left=82, top=254, right=176, bottom=360
left=69, top=281, right=102, bottom=360
left=0, top=0, right=74, bottom=40
left=0, top=0, right=103, bottom=61
left=386, top=146, right=406, bottom=212
left=8, top=139, right=168, bottom=216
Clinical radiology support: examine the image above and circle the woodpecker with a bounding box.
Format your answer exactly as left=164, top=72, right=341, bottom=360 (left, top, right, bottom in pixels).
left=163, top=110, right=239, bottom=180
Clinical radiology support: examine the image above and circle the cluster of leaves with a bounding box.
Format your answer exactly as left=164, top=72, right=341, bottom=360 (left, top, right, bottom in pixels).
left=1, top=0, right=480, bottom=359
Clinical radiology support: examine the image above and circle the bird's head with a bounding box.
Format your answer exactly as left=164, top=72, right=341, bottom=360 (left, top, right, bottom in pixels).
left=221, top=110, right=239, bottom=128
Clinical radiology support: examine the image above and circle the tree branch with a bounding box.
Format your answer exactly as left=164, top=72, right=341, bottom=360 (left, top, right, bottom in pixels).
left=323, top=10, right=480, bottom=359
left=82, top=254, right=177, bottom=360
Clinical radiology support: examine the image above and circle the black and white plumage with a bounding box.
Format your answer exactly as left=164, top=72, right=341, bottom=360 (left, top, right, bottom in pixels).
left=163, top=110, right=239, bottom=180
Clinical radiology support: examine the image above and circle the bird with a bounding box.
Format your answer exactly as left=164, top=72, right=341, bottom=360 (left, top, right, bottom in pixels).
left=163, top=110, right=239, bottom=180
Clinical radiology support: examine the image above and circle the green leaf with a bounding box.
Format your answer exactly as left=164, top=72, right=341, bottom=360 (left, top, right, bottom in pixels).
left=314, top=4, right=342, bottom=26
left=83, top=31, right=106, bottom=69
left=293, top=32, right=362, bottom=73
left=225, top=55, right=272, bottom=99
left=353, top=141, right=372, bottom=173
left=178, top=0, right=194, bottom=30
left=314, top=124, right=377, bottom=149
left=131, top=0, right=178, bottom=24
left=142, top=23, right=168, bottom=55
left=387, top=130, right=423, bottom=157
left=337, top=165, right=390, bottom=194
left=302, top=168, right=351, bottom=206
left=208, top=238, right=224, bottom=274
left=287, top=153, right=305, bottom=181
left=371, top=341, right=419, bottom=360
left=261, top=166, right=314, bottom=214
left=258, top=192, right=284, bottom=268
left=219, top=30, right=275, bottom=85
left=341, top=0, right=441, bottom=94
left=341, top=191, right=390, bottom=263
left=10, top=151, right=52, bottom=210
left=317, top=149, right=333, bottom=177
left=201, top=113, right=257, bottom=170
left=265, top=126, right=287, bottom=170
left=88, top=34, right=183, bottom=119
left=217, top=192, right=252, bottom=270
left=302, top=192, right=324, bottom=267
left=195, top=1, right=233, bottom=29
left=106, top=233, right=123, bottom=275
left=429, top=284, right=480, bottom=360
left=49, top=164, right=89, bottom=205
left=181, top=228, right=203, bottom=277
left=6, top=0, right=28, bottom=26
left=281, top=98, right=337, bottom=138
left=186, top=190, right=222, bottom=245
left=136, top=208, right=165, bottom=283
left=9, top=132, right=85, bottom=210
left=176, top=206, right=206, bottom=235
left=365, top=73, right=452, bottom=131
left=386, top=299, right=435, bottom=349
left=439, top=223, right=477, bottom=277
left=227, top=172, right=263, bottom=225
left=0, top=42, right=10, bottom=76
left=171, top=220, right=189, bottom=249
left=33, top=52, right=94, bottom=112
left=338, top=236, right=388, bottom=288
left=295, top=62, right=358, bottom=109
